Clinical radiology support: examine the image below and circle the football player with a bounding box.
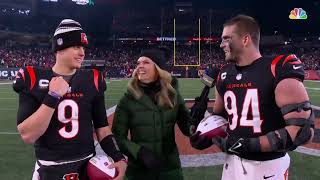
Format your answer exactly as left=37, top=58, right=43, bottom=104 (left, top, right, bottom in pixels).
left=13, top=19, right=127, bottom=180
left=190, top=15, right=314, bottom=180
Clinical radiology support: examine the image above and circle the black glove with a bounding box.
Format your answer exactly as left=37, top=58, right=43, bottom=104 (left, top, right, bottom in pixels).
left=213, top=136, right=261, bottom=156
left=137, top=146, right=163, bottom=171
left=190, top=96, right=209, bottom=125
left=189, top=131, right=213, bottom=150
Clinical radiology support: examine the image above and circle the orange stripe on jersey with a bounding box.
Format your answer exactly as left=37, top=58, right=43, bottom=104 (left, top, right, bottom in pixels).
left=282, top=54, right=301, bottom=66
left=26, top=66, right=36, bottom=90
left=93, top=69, right=99, bottom=91
left=217, top=72, right=221, bottom=83
left=271, top=55, right=284, bottom=77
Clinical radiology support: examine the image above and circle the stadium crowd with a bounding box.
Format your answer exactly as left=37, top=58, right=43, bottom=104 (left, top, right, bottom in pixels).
left=0, top=44, right=319, bottom=77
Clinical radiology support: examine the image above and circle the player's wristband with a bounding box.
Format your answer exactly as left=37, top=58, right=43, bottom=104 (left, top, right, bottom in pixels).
left=43, top=92, right=61, bottom=108
left=100, top=135, right=126, bottom=162
left=48, top=91, right=62, bottom=99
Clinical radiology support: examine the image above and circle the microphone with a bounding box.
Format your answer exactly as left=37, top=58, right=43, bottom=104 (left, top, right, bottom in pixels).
left=199, top=67, right=220, bottom=99
left=190, top=67, right=220, bottom=126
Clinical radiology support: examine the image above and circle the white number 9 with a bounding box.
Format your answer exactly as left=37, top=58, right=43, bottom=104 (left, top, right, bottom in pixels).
left=57, top=99, right=79, bottom=139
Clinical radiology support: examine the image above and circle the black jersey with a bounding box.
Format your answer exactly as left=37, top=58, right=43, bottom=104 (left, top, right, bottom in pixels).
left=13, top=66, right=108, bottom=161
left=216, top=54, right=304, bottom=160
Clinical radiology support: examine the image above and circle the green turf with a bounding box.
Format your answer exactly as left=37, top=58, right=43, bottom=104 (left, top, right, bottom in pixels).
left=0, top=135, right=35, bottom=179
left=0, top=79, right=319, bottom=179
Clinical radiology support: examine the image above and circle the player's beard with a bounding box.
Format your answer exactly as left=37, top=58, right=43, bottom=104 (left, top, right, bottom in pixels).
left=225, top=42, right=237, bottom=63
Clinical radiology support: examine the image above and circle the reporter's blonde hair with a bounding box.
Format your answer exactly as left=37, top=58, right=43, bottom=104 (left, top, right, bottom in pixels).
left=128, top=64, right=177, bottom=109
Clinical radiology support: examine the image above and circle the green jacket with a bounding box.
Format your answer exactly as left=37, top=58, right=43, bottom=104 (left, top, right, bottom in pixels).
left=112, top=79, right=195, bottom=180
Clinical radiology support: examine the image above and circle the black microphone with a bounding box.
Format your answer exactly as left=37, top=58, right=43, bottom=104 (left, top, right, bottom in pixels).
left=199, top=67, right=220, bottom=100
left=190, top=67, right=220, bottom=125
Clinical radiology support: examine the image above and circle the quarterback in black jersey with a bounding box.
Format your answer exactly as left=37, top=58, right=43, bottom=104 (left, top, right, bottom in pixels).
left=191, top=15, right=314, bottom=180
left=13, top=19, right=127, bottom=180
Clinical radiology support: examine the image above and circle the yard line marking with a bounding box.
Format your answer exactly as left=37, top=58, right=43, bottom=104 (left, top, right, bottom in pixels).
left=0, top=132, right=19, bottom=135
left=306, top=87, right=320, bottom=91
left=180, top=153, right=225, bottom=167
left=0, top=108, right=17, bottom=110
left=294, top=146, right=320, bottom=157
left=106, top=105, right=117, bottom=116
left=0, top=98, right=17, bottom=99
left=306, top=80, right=320, bottom=83
left=0, top=82, right=12, bottom=85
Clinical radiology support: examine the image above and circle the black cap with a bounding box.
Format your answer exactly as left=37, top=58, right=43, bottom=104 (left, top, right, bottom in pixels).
left=140, top=48, right=167, bottom=70
left=52, top=19, right=88, bottom=52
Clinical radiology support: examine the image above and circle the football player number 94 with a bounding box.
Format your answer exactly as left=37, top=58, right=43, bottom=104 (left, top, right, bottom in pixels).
left=57, top=99, right=79, bottom=139
left=224, top=89, right=263, bottom=133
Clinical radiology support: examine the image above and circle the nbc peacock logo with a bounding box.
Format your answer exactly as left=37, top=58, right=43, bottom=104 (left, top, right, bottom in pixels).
left=289, top=8, right=307, bottom=20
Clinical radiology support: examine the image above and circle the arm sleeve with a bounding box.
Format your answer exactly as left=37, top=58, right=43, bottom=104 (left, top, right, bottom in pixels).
left=176, top=92, right=195, bottom=136
left=13, top=67, right=40, bottom=125
left=112, top=95, right=142, bottom=160
left=274, top=54, right=305, bottom=85
left=92, top=72, right=108, bottom=129
left=173, top=79, right=195, bottom=137
left=16, top=92, right=40, bottom=125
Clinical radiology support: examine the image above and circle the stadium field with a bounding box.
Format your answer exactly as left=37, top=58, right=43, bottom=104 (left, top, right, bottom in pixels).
left=0, top=79, right=319, bottom=179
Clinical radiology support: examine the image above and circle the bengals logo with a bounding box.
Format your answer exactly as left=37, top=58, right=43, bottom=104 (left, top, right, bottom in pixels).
left=81, top=33, right=88, bottom=45
left=63, top=173, right=79, bottom=180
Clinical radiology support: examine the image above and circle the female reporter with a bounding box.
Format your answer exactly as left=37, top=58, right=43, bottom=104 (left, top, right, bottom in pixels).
left=112, top=48, right=196, bottom=180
